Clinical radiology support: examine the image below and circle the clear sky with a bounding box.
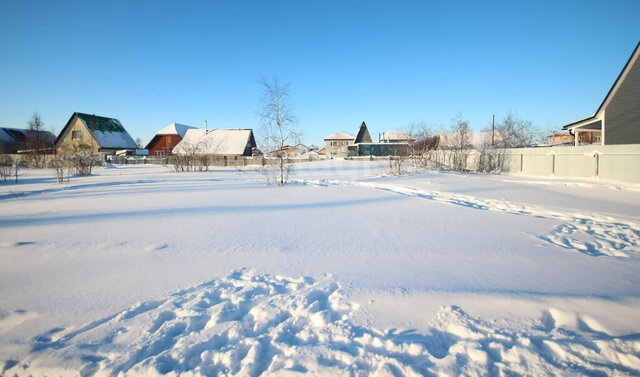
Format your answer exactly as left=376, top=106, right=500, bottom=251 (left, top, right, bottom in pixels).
left=1, top=0, right=638, bottom=147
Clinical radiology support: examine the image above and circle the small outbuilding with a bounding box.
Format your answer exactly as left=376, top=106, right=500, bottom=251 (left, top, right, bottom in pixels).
left=146, top=123, right=197, bottom=157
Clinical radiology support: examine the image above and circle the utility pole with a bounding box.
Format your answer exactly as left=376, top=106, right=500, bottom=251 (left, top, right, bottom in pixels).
left=491, top=114, right=495, bottom=146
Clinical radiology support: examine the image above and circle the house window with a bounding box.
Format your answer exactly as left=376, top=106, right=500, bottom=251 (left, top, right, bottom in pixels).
left=72, top=131, right=82, bottom=140
left=595, top=135, right=602, bottom=143
left=330, top=141, right=337, bottom=146
left=155, top=150, right=165, bottom=156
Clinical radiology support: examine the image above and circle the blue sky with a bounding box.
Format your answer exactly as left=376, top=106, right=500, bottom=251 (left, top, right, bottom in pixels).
left=1, top=1, right=638, bottom=147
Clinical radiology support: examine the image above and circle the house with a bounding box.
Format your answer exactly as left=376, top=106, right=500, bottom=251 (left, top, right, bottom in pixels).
left=547, top=130, right=574, bottom=146
left=0, top=127, right=56, bottom=154
left=380, top=130, right=415, bottom=144
left=347, top=122, right=411, bottom=156
left=173, top=129, right=257, bottom=156
left=295, top=144, right=310, bottom=153
left=564, top=42, right=640, bottom=145
left=55, top=112, right=138, bottom=154
left=146, top=123, right=197, bottom=157
left=323, top=131, right=354, bottom=157
left=269, top=145, right=304, bottom=157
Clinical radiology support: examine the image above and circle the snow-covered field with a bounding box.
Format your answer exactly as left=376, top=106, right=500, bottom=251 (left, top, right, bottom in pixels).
left=1, top=160, right=639, bottom=376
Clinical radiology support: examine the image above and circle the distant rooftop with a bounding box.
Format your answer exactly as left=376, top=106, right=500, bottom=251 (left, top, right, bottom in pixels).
left=324, top=131, right=354, bottom=140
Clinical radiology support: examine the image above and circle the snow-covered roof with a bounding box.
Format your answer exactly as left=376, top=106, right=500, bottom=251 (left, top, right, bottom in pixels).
left=324, top=131, right=354, bottom=140
left=383, top=130, right=412, bottom=141
left=173, top=129, right=255, bottom=155
left=156, top=123, right=197, bottom=137
left=91, top=130, right=138, bottom=150
left=550, top=130, right=571, bottom=136
left=74, top=113, right=138, bottom=149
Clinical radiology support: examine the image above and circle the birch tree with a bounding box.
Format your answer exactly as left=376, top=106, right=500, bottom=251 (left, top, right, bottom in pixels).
left=258, top=78, right=298, bottom=185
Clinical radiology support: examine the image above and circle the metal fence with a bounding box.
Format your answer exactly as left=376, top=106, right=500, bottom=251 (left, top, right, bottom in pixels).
left=432, top=144, right=640, bottom=184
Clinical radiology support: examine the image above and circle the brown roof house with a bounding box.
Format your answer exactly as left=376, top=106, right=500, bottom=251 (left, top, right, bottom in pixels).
left=146, top=123, right=197, bottom=157
left=173, top=129, right=257, bottom=156
left=55, top=113, right=138, bottom=154
left=564, top=42, right=640, bottom=145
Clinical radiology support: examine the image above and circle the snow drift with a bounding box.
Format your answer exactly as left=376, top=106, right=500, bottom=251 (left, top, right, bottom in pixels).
left=8, top=269, right=640, bottom=377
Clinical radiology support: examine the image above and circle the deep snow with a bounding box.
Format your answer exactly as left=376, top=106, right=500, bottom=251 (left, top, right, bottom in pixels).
left=1, top=160, right=639, bottom=376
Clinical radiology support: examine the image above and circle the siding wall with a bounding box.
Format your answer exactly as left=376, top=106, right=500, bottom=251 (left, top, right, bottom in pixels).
left=324, top=139, right=351, bottom=157
left=148, top=135, right=181, bottom=156
left=55, top=116, right=100, bottom=153
left=605, top=55, right=640, bottom=144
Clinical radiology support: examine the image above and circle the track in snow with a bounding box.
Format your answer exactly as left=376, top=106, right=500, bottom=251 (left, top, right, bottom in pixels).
left=7, top=270, right=640, bottom=377
left=294, top=178, right=640, bottom=258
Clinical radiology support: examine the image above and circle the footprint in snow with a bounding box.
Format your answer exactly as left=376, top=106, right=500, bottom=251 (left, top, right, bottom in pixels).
left=144, top=243, right=168, bottom=252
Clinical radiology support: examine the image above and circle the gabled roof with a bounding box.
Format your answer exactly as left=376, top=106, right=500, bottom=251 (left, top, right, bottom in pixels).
left=0, top=127, right=56, bottom=144
left=324, top=131, right=354, bottom=140
left=145, top=123, right=197, bottom=149
left=173, top=129, right=256, bottom=155
left=383, top=130, right=412, bottom=141
left=0, top=128, right=15, bottom=143
left=156, top=123, right=197, bottom=137
left=354, top=121, right=372, bottom=144
left=56, top=112, right=138, bottom=149
left=564, top=42, right=640, bottom=130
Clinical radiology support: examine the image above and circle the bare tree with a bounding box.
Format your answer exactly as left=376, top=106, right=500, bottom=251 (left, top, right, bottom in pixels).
left=171, top=140, right=209, bottom=172
left=258, top=78, right=298, bottom=185
left=495, top=113, right=538, bottom=148
left=24, top=112, right=52, bottom=168
left=0, top=155, right=13, bottom=183
left=440, top=115, right=472, bottom=171
left=406, top=121, right=440, bottom=169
